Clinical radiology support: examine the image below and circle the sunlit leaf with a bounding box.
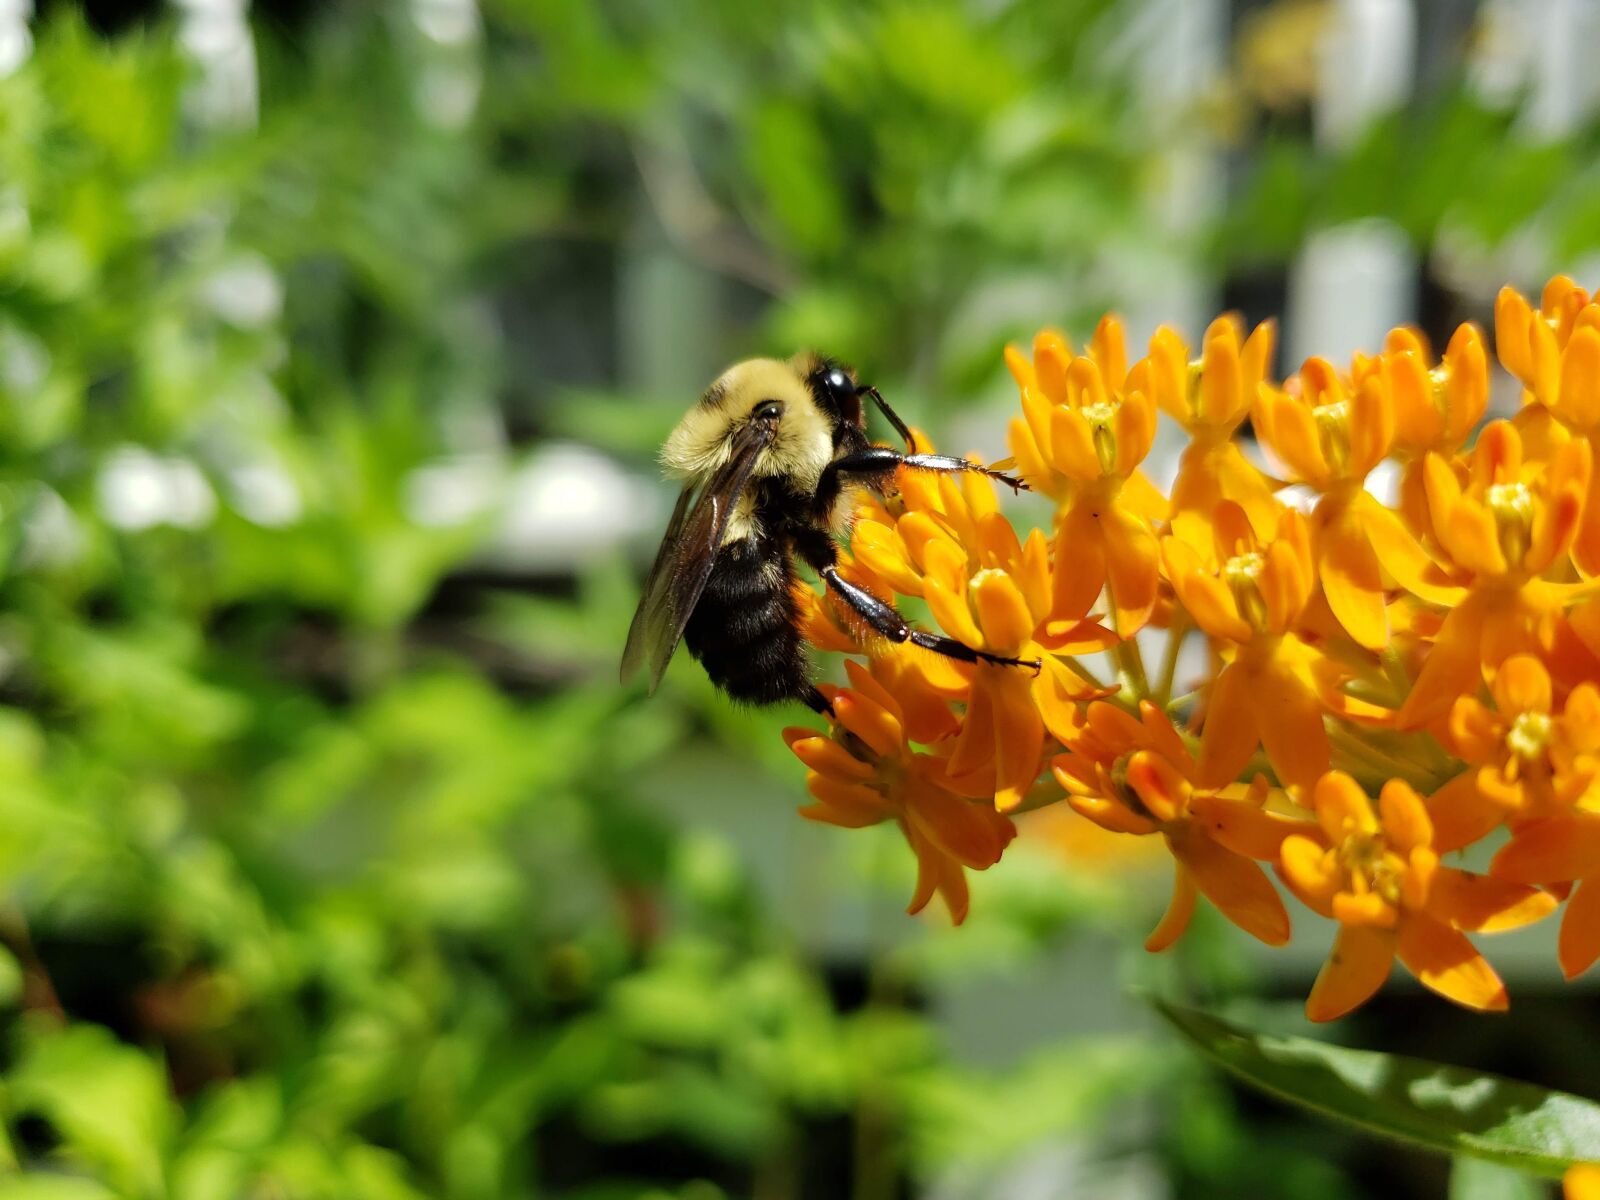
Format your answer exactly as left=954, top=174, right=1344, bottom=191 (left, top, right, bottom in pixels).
left=1154, top=997, right=1600, bottom=1178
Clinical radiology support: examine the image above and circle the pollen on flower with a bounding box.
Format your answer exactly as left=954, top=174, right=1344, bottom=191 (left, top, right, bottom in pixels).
left=1506, top=710, right=1553, bottom=760
left=778, top=273, right=1600, bottom=1020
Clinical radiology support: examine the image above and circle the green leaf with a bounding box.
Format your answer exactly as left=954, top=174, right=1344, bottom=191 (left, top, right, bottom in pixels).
left=1153, top=997, right=1600, bottom=1179
left=1449, top=1155, right=1545, bottom=1200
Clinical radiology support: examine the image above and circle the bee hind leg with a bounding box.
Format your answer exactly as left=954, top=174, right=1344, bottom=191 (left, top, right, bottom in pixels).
left=804, top=547, right=1040, bottom=674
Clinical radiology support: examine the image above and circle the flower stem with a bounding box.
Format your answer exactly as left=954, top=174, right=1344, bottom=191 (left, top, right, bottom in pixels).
left=1156, top=618, right=1188, bottom=706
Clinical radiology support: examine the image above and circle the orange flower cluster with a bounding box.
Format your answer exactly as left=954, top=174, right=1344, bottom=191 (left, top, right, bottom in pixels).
left=786, top=276, right=1600, bottom=1021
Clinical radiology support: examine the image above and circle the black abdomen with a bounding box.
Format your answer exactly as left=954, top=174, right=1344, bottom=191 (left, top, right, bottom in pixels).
left=683, top=536, right=809, bottom=706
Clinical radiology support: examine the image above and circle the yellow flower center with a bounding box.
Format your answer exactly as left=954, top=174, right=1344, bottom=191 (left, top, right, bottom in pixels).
left=1223, top=551, right=1269, bottom=632
left=1336, top=834, right=1406, bottom=907
left=1081, top=397, right=1121, bottom=474
left=1486, top=481, right=1534, bottom=567
left=1506, top=710, right=1553, bottom=760
left=1313, top=400, right=1352, bottom=474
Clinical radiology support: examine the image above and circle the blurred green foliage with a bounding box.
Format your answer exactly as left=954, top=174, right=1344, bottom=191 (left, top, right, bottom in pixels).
left=0, top=6, right=1171, bottom=1197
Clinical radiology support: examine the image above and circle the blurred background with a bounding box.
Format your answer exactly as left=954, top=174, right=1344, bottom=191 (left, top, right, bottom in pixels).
left=0, top=1, right=1599, bottom=1197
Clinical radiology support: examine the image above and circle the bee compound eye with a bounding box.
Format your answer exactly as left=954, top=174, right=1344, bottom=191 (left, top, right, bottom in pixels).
left=755, top=401, right=783, bottom=421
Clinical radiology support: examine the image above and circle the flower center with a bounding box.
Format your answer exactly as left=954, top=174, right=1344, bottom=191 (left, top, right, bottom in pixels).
left=1081, top=398, right=1121, bottom=474
left=1223, top=551, right=1269, bottom=632
left=1506, top=710, right=1553, bottom=760
left=1313, top=400, right=1352, bottom=473
left=1486, top=481, right=1534, bottom=567
left=1337, top=834, right=1406, bottom=907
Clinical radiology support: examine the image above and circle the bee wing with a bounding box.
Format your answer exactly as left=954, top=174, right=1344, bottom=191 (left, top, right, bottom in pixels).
left=621, top=420, right=772, bottom=693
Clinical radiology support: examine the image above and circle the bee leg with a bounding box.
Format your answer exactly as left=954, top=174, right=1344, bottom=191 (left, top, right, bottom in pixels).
left=823, top=567, right=1040, bottom=671
left=804, top=687, right=834, bottom=716
left=901, top=452, right=1028, bottom=494
left=858, top=387, right=1027, bottom=490
left=813, top=449, right=1025, bottom=520
left=799, top=534, right=1040, bottom=672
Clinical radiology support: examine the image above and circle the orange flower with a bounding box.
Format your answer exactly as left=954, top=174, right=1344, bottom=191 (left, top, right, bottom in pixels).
left=1006, top=317, right=1165, bottom=634
left=1566, top=1163, right=1600, bottom=1200
left=1253, top=355, right=1398, bottom=649
left=1497, top=279, right=1600, bottom=573
left=1367, top=420, right=1595, bottom=727
left=1052, top=700, right=1305, bottom=949
left=1282, top=772, right=1555, bottom=1020
left=1382, top=323, right=1489, bottom=543
left=849, top=459, right=1111, bottom=811
left=1492, top=804, right=1600, bottom=980
left=1431, top=654, right=1600, bottom=850
left=1162, top=501, right=1330, bottom=790
left=785, top=661, right=1016, bottom=924
left=1145, top=316, right=1282, bottom=548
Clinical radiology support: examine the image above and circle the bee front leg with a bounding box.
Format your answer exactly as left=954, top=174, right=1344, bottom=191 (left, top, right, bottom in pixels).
left=813, top=449, right=1025, bottom=520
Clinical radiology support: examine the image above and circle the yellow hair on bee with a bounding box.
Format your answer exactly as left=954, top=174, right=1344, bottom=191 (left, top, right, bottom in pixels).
left=660, top=357, right=835, bottom=495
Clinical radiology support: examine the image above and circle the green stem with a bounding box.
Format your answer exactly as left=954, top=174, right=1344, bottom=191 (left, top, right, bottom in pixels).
left=1156, top=618, right=1188, bottom=706
left=1060, top=653, right=1109, bottom=692
left=1113, top=635, right=1150, bottom=701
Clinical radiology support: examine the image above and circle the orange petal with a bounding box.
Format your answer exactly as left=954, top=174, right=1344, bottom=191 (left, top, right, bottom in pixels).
left=1103, top=509, right=1160, bottom=633
left=905, top=780, right=1014, bottom=869
left=1314, top=770, right=1378, bottom=842
left=1397, top=599, right=1486, bottom=729
left=1426, top=866, right=1556, bottom=933
left=1491, top=814, right=1600, bottom=883
left=924, top=576, right=985, bottom=649
left=986, top=670, right=1045, bottom=813
left=1378, top=779, right=1433, bottom=853
left=1333, top=890, right=1399, bottom=927
left=1363, top=499, right=1466, bottom=606
left=1317, top=502, right=1388, bottom=650
left=1126, top=750, right=1190, bottom=824
left=830, top=690, right=903, bottom=760
left=1495, top=286, right=1535, bottom=385
left=1065, top=786, right=1160, bottom=836
left=1347, top=374, right=1396, bottom=477
left=1188, top=792, right=1310, bottom=861
left=1174, top=828, right=1291, bottom=945
left=970, top=569, right=1035, bottom=656
left=1247, top=654, right=1331, bottom=792
left=1279, top=833, right=1338, bottom=915
left=1395, top=913, right=1507, bottom=1012
left=1199, top=322, right=1242, bottom=425
left=1049, top=407, right=1102, bottom=480
left=1306, top=923, right=1394, bottom=1022
left=1424, top=770, right=1506, bottom=855
left=1565, top=1164, right=1600, bottom=1200
left=1051, top=501, right=1107, bottom=624
left=1197, top=661, right=1259, bottom=789
left=1559, top=876, right=1600, bottom=979
left=1559, top=324, right=1600, bottom=427
left=785, top=731, right=876, bottom=782
left=1145, top=861, right=1198, bottom=952
left=1492, top=653, right=1551, bottom=717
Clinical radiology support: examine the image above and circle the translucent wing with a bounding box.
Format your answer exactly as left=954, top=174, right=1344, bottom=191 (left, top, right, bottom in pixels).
left=621, top=421, right=772, bottom=693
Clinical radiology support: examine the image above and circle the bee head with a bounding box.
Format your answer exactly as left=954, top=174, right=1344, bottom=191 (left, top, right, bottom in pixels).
left=805, top=358, right=864, bottom=432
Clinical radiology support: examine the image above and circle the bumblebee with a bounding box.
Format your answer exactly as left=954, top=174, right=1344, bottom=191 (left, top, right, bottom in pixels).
left=621, top=354, right=1038, bottom=714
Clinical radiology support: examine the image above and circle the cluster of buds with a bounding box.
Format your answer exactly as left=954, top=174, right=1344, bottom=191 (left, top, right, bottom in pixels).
left=788, top=275, right=1600, bottom=1021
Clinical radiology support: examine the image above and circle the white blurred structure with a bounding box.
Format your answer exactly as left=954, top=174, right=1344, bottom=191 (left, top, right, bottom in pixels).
left=172, top=0, right=258, bottom=130
left=0, top=0, right=28, bottom=78
left=1287, top=0, right=1417, bottom=367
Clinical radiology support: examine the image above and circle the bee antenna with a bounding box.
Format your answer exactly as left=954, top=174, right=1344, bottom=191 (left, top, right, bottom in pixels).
left=858, top=384, right=915, bottom=449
